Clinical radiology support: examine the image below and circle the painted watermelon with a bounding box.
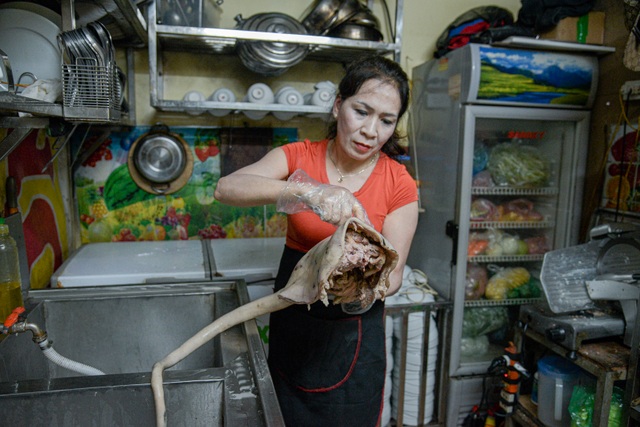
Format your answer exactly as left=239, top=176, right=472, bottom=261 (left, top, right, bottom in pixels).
left=103, top=164, right=158, bottom=210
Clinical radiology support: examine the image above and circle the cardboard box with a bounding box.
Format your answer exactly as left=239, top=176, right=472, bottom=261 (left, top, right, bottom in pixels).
left=539, top=11, right=605, bottom=45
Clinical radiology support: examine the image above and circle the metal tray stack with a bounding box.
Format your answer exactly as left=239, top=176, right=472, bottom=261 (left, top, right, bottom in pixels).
left=62, top=61, right=121, bottom=122
left=59, top=22, right=121, bottom=122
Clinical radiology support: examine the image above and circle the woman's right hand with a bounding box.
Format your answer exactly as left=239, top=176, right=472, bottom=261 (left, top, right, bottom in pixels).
left=277, top=169, right=369, bottom=226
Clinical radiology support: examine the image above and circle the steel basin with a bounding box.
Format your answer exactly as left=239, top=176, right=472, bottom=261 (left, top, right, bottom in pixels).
left=0, top=281, right=283, bottom=426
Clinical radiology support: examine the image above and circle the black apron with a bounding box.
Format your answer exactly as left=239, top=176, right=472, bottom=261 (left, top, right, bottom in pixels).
left=268, top=245, right=386, bottom=427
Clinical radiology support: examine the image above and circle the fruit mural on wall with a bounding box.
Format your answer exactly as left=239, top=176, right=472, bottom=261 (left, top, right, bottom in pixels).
left=74, top=126, right=296, bottom=243
left=602, top=129, right=640, bottom=212
left=0, top=128, right=70, bottom=289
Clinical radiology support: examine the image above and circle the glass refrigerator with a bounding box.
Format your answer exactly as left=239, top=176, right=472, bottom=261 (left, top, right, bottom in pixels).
left=407, top=43, right=598, bottom=424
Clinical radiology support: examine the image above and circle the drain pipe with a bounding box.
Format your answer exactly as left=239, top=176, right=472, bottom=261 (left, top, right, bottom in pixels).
left=3, top=307, right=105, bottom=376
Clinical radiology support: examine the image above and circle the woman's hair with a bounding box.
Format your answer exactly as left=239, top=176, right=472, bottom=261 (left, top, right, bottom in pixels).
left=327, top=54, right=410, bottom=159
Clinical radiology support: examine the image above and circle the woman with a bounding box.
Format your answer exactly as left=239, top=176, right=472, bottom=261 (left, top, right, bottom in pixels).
left=214, top=54, right=418, bottom=427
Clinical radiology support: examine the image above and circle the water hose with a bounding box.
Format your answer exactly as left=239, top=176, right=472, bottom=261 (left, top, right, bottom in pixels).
left=3, top=307, right=105, bottom=376
left=38, top=338, right=105, bottom=376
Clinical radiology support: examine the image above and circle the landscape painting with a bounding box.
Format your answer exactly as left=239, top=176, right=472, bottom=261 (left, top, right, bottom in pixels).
left=477, top=46, right=595, bottom=106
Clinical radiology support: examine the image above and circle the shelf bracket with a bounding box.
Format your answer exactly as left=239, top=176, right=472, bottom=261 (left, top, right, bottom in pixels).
left=0, top=127, right=33, bottom=162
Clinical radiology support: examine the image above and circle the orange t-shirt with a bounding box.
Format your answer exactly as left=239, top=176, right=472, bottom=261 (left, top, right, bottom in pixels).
left=281, top=139, right=418, bottom=253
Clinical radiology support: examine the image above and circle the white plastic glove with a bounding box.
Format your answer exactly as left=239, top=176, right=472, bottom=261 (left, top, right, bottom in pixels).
left=277, top=169, right=370, bottom=226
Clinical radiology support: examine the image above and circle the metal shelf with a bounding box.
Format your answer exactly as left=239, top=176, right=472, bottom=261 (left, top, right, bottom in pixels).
left=471, top=186, right=559, bottom=196
left=468, top=254, right=544, bottom=263
left=0, top=92, right=63, bottom=118
left=464, top=297, right=542, bottom=307
left=0, top=0, right=139, bottom=160
left=155, top=24, right=401, bottom=60
left=469, top=220, right=554, bottom=230
left=152, top=98, right=331, bottom=116
left=147, top=0, right=404, bottom=116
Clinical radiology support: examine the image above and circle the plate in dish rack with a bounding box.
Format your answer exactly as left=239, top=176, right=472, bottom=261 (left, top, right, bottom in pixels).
left=0, top=4, right=62, bottom=84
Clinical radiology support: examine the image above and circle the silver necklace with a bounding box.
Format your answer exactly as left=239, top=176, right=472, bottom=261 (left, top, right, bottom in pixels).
left=328, top=141, right=379, bottom=183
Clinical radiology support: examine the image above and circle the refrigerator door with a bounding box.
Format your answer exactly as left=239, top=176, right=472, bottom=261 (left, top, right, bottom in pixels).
left=409, top=104, right=590, bottom=377
left=453, top=106, right=589, bottom=376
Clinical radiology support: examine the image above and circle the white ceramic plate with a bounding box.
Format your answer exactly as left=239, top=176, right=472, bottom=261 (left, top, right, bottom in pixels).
left=0, top=4, right=62, bottom=83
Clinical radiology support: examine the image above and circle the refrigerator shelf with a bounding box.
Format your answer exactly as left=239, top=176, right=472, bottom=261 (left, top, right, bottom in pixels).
left=468, top=254, right=544, bottom=263
left=469, top=221, right=554, bottom=229
left=472, top=187, right=559, bottom=196
left=464, top=297, right=542, bottom=307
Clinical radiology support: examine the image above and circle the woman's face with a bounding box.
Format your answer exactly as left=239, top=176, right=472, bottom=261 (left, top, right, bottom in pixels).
left=332, top=78, right=401, bottom=160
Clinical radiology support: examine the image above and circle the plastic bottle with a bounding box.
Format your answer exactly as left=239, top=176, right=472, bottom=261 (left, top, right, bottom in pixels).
left=0, top=218, right=24, bottom=323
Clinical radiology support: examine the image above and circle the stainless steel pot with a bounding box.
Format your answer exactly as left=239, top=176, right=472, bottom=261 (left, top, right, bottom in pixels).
left=128, top=124, right=193, bottom=194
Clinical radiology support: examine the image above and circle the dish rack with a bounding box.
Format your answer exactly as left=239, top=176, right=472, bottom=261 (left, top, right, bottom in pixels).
left=62, top=59, right=121, bottom=122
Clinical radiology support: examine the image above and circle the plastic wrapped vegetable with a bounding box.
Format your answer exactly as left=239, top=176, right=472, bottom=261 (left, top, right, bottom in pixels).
left=507, top=277, right=541, bottom=298
left=483, top=229, right=525, bottom=256
left=467, top=232, right=489, bottom=256
left=465, top=263, right=488, bottom=300
left=470, top=198, right=498, bottom=221
left=484, top=267, right=530, bottom=300
left=487, top=143, right=550, bottom=187
left=461, top=306, right=508, bottom=337
left=569, top=385, right=624, bottom=427
left=460, top=335, right=489, bottom=357
left=497, top=198, right=543, bottom=221
left=524, top=236, right=550, bottom=255
left=473, top=141, right=490, bottom=174
left=472, top=170, right=494, bottom=187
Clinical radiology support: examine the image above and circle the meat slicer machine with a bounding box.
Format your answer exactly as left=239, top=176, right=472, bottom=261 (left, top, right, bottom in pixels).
left=519, top=223, right=640, bottom=359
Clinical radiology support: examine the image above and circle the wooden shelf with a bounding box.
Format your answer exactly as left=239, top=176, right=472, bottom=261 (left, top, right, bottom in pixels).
left=518, top=329, right=629, bottom=427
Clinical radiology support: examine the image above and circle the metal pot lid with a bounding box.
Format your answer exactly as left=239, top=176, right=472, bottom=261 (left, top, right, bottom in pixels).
left=133, top=133, right=187, bottom=184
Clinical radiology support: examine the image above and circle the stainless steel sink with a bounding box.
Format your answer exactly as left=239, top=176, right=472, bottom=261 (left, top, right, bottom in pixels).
left=0, top=281, right=284, bottom=426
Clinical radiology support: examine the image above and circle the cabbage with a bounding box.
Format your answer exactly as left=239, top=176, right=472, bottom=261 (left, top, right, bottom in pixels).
left=487, top=143, right=550, bottom=187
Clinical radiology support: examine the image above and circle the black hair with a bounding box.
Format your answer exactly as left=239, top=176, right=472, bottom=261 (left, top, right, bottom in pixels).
left=326, top=54, right=410, bottom=159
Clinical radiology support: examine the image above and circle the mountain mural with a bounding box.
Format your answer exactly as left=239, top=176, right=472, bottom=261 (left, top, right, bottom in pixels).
left=480, top=46, right=594, bottom=89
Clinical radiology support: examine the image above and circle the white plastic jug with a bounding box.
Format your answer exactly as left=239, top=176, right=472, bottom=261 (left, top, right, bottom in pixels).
left=537, top=355, right=582, bottom=427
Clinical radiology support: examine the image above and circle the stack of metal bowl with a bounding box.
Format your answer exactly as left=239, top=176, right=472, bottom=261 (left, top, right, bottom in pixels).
left=235, top=13, right=309, bottom=76
left=301, top=0, right=383, bottom=41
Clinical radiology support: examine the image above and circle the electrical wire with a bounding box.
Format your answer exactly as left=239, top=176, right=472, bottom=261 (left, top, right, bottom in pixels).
left=615, top=93, right=631, bottom=220
left=380, top=0, right=395, bottom=42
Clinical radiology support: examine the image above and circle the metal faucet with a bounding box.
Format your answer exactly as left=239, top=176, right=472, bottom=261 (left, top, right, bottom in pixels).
left=2, top=307, right=48, bottom=344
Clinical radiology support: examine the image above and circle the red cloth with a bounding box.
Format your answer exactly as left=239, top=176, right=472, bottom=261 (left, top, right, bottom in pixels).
left=280, top=139, right=417, bottom=253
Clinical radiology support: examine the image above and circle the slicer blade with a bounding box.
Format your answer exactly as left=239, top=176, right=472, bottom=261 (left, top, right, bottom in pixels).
left=540, top=240, right=600, bottom=314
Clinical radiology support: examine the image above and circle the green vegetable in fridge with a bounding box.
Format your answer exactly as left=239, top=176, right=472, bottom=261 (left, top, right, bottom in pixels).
left=462, top=306, right=508, bottom=337
left=487, top=143, right=550, bottom=187
left=103, top=164, right=158, bottom=210
left=569, top=384, right=624, bottom=427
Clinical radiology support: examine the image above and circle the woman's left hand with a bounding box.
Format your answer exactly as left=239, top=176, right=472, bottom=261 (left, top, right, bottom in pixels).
left=277, top=169, right=370, bottom=226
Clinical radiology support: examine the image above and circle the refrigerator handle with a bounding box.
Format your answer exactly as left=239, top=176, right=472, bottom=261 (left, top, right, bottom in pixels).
left=445, top=220, right=459, bottom=266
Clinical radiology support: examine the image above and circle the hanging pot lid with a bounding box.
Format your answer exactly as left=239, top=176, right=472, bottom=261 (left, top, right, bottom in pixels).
left=128, top=124, right=193, bottom=195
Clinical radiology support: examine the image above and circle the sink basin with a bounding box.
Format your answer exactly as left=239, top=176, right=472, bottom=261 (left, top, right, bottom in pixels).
left=0, top=281, right=284, bottom=426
